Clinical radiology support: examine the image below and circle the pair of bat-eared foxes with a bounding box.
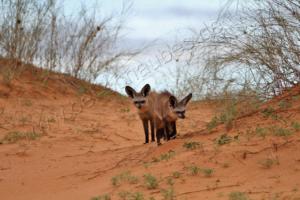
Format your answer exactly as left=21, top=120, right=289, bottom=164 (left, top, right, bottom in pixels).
left=125, top=84, right=192, bottom=146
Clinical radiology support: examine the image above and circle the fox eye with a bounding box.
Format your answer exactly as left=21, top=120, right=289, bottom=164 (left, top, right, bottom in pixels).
left=176, top=111, right=185, bottom=114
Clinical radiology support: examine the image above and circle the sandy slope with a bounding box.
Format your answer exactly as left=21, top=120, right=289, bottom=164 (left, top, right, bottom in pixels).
left=0, top=60, right=300, bottom=200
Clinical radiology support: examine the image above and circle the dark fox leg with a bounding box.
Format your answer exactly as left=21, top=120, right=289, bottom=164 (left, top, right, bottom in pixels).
left=150, top=119, right=155, bottom=142
left=170, top=121, right=177, bottom=139
left=142, top=119, right=149, bottom=144
left=156, top=128, right=164, bottom=146
left=163, top=119, right=171, bottom=141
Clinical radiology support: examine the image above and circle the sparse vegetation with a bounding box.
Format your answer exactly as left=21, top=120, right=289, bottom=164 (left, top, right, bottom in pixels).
left=186, top=165, right=214, bottom=177
left=259, top=158, right=279, bottom=169
left=0, top=0, right=135, bottom=83
left=291, top=122, right=300, bottom=132
left=172, top=171, right=181, bottom=179
left=152, top=150, right=176, bottom=163
left=183, top=141, right=202, bottom=150
left=206, top=103, right=238, bottom=131
left=278, top=100, right=292, bottom=110
left=1, top=131, right=42, bottom=144
left=160, top=150, right=176, bottom=161
left=207, top=116, right=218, bottom=132
left=201, top=168, right=214, bottom=177
left=270, top=126, right=293, bottom=137
left=255, top=126, right=268, bottom=138
left=118, top=191, right=144, bottom=200
left=118, top=191, right=131, bottom=200
left=90, top=194, right=111, bottom=200
left=161, top=187, right=175, bottom=200
left=187, top=165, right=201, bottom=176
left=131, top=192, right=144, bottom=200
left=219, top=103, right=237, bottom=130
left=261, top=107, right=278, bottom=120
left=166, top=177, right=174, bottom=186
left=77, top=85, right=87, bottom=95
left=215, top=134, right=232, bottom=145
left=143, top=173, right=158, bottom=189
left=229, top=191, right=249, bottom=200
left=22, top=99, right=32, bottom=107
left=111, top=171, right=139, bottom=186
left=96, top=90, right=115, bottom=98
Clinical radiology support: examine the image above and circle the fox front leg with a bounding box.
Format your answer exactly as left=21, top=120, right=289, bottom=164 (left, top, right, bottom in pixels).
left=142, top=119, right=149, bottom=144
left=150, top=119, right=155, bottom=142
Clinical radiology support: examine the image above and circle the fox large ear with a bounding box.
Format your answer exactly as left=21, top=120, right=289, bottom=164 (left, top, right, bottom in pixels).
left=125, top=86, right=136, bottom=98
left=181, top=93, right=192, bottom=106
left=141, top=84, right=151, bottom=97
left=169, top=96, right=177, bottom=108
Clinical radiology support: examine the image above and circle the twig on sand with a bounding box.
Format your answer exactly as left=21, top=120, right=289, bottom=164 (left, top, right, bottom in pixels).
left=242, top=140, right=295, bottom=159
left=177, top=183, right=241, bottom=197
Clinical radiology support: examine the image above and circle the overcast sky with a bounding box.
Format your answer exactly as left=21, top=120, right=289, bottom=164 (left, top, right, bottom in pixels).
left=64, top=0, right=224, bottom=93
left=65, top=0, right=222, bottom=49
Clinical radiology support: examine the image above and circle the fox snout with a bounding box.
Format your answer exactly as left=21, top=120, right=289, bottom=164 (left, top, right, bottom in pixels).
left=176, top=111, right=185, bottom=119
left=179, top=114, right=185, bottom=119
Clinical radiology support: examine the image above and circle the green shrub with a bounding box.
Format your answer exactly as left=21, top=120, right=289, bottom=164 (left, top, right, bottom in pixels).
left=144, top=174, right=158, bottom=189
left=215, top=134, right=232, bottom=145
left=229, top=191, right=249, bottom=200
left=183, top=141, right=202, bottom=150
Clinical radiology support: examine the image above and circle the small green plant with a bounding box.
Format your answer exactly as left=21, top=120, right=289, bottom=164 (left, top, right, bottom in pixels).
left=187, top=165, right=201, bottom=176
left=22, top=99, right=32, bottom=107
left=270, top=126, right=293, bottom=137
left=91, top=197, right=101, bottom=200
left=292, top=95, right=300, bottom=101
left=259, top=158, right=279, bottom=169
left=262, top=106, right=275, bottom=117
left=144, top=173, right=158, bottom=189
left=118, top=191, right=144, bottom=200
left=201, top=168, right=214, bottom=177
left=1, top=131, right=42, bottom=144
left=19, top=116, right=30, bottom=125
left=172, top=171, right=181, bottom=179
left=90, top=194, right=111, bottom=200
left=111, top=176, right=120, bottom=186
left=161, top=187, right=175, bottom=200
left=255, top=126, right=268, bottom=138
left=261, top=106, right=278, bottom=120
left=228, top=191, right=249, bottom=200
left=278, top=100, right=292, bottom=110
left=131, top=192, right=144, bottom=200
left=152, top=151, right=176, bottom=162
left=219, top=103, right=237, bottom=130
left=159, top=150, right=176, bottom=161
left=118, top=191, right=131, bottom=200
left=78, top=84, right=87, bottom=95
left=291, top=121, right=300, bottom=131
left=96, top=90, right=114, bottom=98
left=1, top=68, right=14, bottom=85
left=166, top=177, right=174, bottom=186
left=111, top=171, right=139, bottom=186
left=215, top=134, right=232, bottom=145
left=207, top=116, right=219, bottom=132
left=183, top=141, right=202, bottom=150
left=143, top=162, right=151, bottom=169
